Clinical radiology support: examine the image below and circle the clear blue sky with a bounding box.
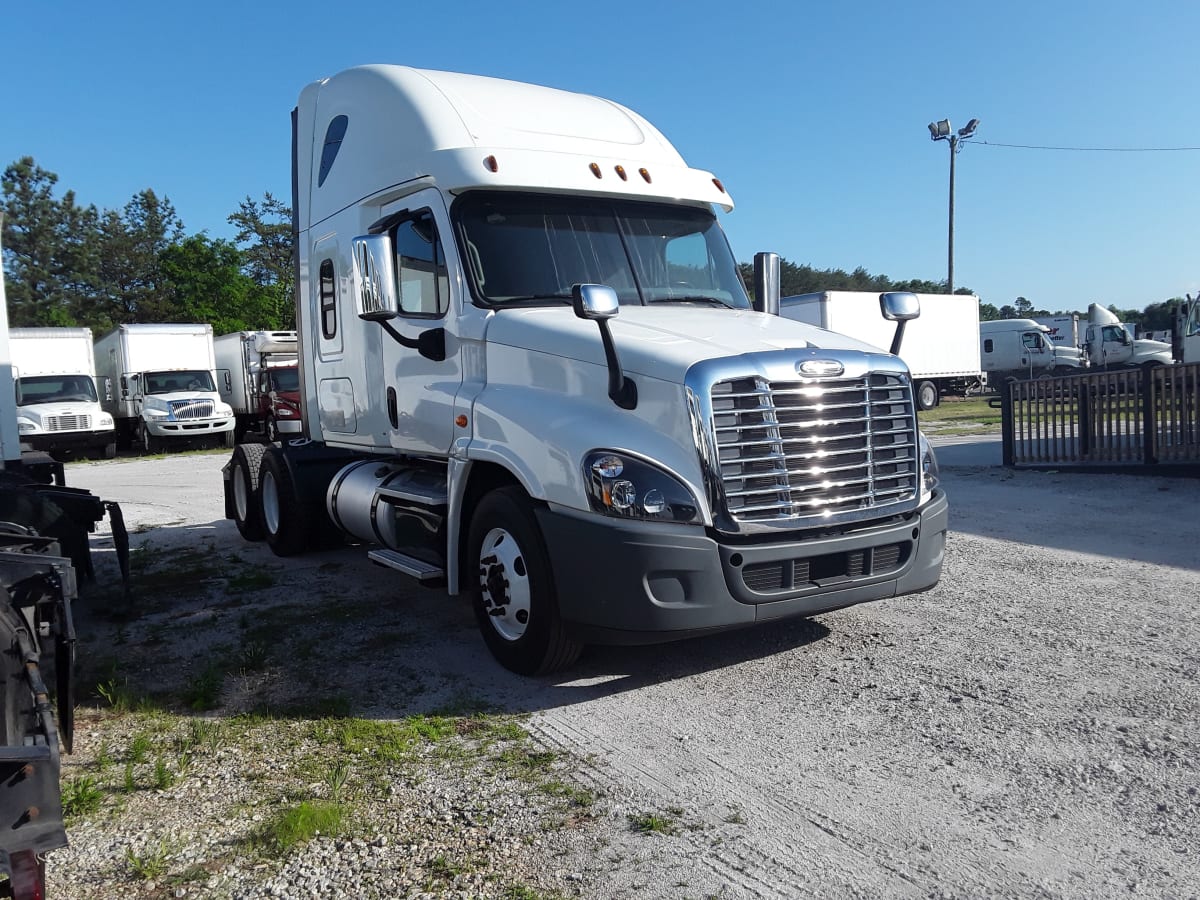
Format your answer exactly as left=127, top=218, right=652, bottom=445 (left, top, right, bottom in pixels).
left=4, top=0, right=1197, bottom=312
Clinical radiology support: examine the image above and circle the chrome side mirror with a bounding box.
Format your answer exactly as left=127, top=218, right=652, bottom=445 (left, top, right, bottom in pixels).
left=572, top=284, right=620, bottom=321
left=352, top=234, right=399, bottom=321
left=880, top=291, right=920, bottom=321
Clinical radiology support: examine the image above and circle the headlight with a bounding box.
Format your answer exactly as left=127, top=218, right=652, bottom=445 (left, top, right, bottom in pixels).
left=17, top=422, right=35, bottom=434
left=918, top=432, right=940, bottom=502
left=99, top=414, right=114, bottom=427
left=583, top=451, right=701, bottom=524
left=143, top=397, right=170, bottom=415
left=216, top=403, right=234, bottom=417
left=277, top=406, right=298, bottom=418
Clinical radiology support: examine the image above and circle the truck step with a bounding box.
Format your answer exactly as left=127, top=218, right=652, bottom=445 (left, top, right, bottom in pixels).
left=367, top=548, right=445, bottom=584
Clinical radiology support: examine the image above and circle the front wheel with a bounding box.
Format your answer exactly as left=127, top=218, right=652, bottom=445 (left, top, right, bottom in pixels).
left=468, top=487, right=582, bottom=676
left=142, top=428, right=159, bottom=455
left=916, top=380, right=939, bottom=411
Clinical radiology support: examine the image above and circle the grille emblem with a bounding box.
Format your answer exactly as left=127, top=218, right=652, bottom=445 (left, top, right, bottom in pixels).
left=797, top=359, right=844, bottom=377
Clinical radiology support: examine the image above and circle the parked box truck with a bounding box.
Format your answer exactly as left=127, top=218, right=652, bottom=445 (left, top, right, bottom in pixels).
left=94, top=324, right=235, bottom=452
left=223, top=65, right=948, bottom=675
left=10, top=327, right=116, bottom=459
left=779, top=291, right=984, bottom=410
left=214, top=331, right=301, bottom=441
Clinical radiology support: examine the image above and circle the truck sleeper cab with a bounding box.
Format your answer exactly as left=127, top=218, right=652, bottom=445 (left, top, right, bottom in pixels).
left=223, top=65, right=948, bottom=675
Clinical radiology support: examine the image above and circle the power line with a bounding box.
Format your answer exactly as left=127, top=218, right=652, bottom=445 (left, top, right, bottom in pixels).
left=970, top=139, right=1200, bottom=152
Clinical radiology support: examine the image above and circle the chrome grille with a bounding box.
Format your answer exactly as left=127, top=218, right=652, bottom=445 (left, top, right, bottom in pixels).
left=46, top=415, right=90, bottom=432
left=169, top=400, right=215, bottom=420
left=711, top=374, right=918, bottom=524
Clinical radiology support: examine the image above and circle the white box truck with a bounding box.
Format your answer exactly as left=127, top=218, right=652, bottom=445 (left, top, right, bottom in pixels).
left=223, top=65, right=949, bottom=675
left=779, top=291, right=985, bottom=410
left=214, top=331, right=301, bottom=441
left=94, top=324, right=235, bottom=453
left=10, top=327, right=116, bottom=459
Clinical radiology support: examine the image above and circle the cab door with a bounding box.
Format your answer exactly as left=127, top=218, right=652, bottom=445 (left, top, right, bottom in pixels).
left=378, top=189, right=463, bottom=456
left=1019, top=331, right=1051, bottom=372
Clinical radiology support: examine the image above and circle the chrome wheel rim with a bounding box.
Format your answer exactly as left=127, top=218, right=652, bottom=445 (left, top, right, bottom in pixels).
left=261, top=470, right=280, bottom=535
left=478, top=527, right=531, bottom=641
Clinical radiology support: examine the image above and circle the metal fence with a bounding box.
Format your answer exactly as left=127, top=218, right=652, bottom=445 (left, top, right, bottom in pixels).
left=1000, top=363, right=1200, bottom=472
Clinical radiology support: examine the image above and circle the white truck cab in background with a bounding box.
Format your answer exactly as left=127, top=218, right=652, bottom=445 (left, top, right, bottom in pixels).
left=1084, top=303, right=1173, bottom=370
left=224, top=65, right=949, bottom=675
left=10, top=327, right=116, bottom=459
left=94, top=323, right=235, bottom=453
left=979, top=319, right=1086, bottom=381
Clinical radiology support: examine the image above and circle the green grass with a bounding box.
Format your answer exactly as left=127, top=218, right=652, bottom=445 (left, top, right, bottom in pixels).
left=61, top=775, right=104, bottom=818
left=263, top=800, right=348, bottom=851
left=918, top=396, right=1002, bottom=432
left=628, top=810, right=679, bottom=835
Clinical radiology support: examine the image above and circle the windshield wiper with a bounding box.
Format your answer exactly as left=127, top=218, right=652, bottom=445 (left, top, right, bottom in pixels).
left=649, top=295, right=737, bottom=309
left=494, top=293, right=574, bottom=304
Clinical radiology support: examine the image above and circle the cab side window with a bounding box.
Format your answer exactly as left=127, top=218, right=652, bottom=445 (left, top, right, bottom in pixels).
left=393, top=212, right=449, bottom=317
left=319, top=258, right=338, bottom=339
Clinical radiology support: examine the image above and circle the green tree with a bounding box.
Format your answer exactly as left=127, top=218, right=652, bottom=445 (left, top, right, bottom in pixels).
left=228, top=193, right=293, bottom=329
left=158, top=235, right=259, bottom=333
left=0, top=157, right=97, bottom=325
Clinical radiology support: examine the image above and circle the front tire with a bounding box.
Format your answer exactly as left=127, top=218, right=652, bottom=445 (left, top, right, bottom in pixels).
left=102, top=441, right=117, bottom=459
left=916, top=380, right=939, bottom=411
left=258, top=449, right=309, bottom=557
left=231, top=443, right=267, bottom=541
left=468, top=487, right=582, bottom=676
left=142, top=428, right=159, bottom=455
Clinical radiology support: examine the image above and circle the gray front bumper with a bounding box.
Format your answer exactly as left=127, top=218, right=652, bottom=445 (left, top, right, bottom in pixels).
left=538, top=491, right=948, bottom=645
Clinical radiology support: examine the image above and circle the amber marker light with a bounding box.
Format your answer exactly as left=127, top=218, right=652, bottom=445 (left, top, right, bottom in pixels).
left=639, top=168, right=652, bottom=183
left=484, top=155, right=499, bottom=172
left=614, top=165, right=628, bottom=181
left=712, top=177, right=726, bottom=193
left=455, top=414, right=468, bottom=428
left=589, top=162, right=602, bottom=178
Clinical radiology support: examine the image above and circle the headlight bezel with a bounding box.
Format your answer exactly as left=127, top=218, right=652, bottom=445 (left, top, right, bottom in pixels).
left=918, top=431, right=940, bottom=503
left=582, top=450, right=702, bottom=525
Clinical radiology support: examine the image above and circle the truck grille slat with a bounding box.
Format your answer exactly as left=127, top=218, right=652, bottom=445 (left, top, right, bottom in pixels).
left=46, top=415, right=91, bottom=432
left=169, top=400, right=215, bottom=420
left=711, top=374, right=919, bottom=524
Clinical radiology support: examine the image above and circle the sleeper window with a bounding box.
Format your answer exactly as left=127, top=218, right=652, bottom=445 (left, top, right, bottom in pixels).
left=319, top=258, right=337, bottom=339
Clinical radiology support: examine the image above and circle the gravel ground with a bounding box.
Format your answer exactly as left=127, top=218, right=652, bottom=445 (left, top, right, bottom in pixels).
left=47, top=446, right=1200, bottom=899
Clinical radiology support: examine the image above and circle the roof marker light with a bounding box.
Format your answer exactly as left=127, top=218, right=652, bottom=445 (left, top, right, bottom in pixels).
left=639, top=168, right=652, bottom=183
left=484, top=155, right=499, bottom=172
left=615, top=165, right=628, bottom=181
left=713, top=177, right=726, bottom=194
left=589, top=163, right=603, bottom=179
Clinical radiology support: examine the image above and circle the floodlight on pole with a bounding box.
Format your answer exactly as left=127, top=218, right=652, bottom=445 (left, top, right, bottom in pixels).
left=927, top=115, right=979, bottom=295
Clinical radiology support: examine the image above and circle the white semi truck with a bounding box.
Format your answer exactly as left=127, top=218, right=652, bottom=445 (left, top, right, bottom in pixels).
left=214, top=330, right=302, bottom=441
left=10, top=327, right=116, bottom=459
left=224, top=65, right=948, bottom=675
left=979, top=319, right=1086, bottom=381
left=94, top=323, right=235, bottom=452
left=1083, top=303, right=1173, bottom=370
left=779, top=290, right=985, bottom=410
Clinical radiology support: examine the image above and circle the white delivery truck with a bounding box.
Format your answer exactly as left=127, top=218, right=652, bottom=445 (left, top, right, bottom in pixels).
left=979, top=319, right=1086, bottom=381
left=1031, top=314, right=1080, bottom=348
left=1083, top=303, right=1173, bottom=370
left=779, top=291, right=984, bottom=410
left=214, top=331, right=301, bottom=441
left=94, top=323, right=235, bottom=453
left=223, top=65, right=949, bottom=675
left=9, top=327, right=116, bottom=459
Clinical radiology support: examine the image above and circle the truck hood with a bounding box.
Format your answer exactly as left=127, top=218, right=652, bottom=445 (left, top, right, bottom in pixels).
left=17, top=402, right=111, bottom=427
left=1132, top=339, right=1174, bottom=361
left=1052, top=345, right=1085, bottom=365
left=484, top=306, right=890, bottom=382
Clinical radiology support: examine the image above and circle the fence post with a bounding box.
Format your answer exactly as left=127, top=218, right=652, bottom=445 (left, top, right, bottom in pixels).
left=1142, top=367, right=1157, bottom=464
left=999, top=378, right=1014, bottom=467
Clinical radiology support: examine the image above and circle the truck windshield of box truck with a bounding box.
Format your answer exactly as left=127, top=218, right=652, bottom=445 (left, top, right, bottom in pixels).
left=456, top=192, right=751, bottom=309
left=143, top=370, right=216, bottom=393
left=16, top=375, right=99, bottom=405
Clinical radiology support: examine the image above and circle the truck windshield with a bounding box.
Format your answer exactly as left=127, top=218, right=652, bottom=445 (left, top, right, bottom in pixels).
left=16, top=375, right=98, bottom=406
left=144, top=371, right=215, bottom=393
left=454, top=191, right=751, bottom=309
left=268, top=368, right=300, bottom=392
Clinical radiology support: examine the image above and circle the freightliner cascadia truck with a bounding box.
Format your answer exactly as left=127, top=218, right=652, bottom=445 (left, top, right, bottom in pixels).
left=223, top=65, right=948, bottom=675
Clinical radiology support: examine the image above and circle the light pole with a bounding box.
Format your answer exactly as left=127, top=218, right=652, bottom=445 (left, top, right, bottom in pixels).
left=927, top=117, right=979, bottom=295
